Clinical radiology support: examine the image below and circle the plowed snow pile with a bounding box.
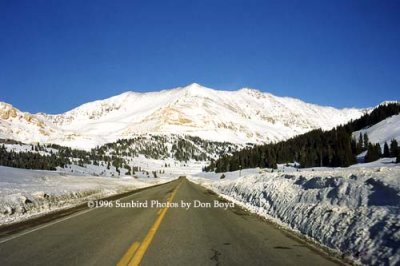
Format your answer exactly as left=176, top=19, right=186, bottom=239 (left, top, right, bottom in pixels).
left=190, top=163, right=400, bottom=265
left=0, top=166, right=174, bottom=225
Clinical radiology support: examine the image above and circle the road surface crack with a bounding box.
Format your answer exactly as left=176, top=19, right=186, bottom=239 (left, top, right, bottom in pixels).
left=210, top=248, right=222, bottom=265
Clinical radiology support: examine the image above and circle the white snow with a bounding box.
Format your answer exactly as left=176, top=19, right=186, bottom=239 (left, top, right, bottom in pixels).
left=0, top=83, right=366, bottom=150
left=0, top=166, right=175, bottom=225
left=189, top=163, right=400, bottom=265
left=352, top=114, right=400, bottom=146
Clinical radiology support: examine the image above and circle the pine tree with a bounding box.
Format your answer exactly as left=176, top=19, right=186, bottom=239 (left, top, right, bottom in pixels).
left=357, top=133, right=363, bottom=153
left=363, top=133, right=369, bottom=149
left=365, top=143, right=380, bottom=163
left=390, top=139, right=399, bottom=157
left=375, top=143, right=382, bottom=158
left=383, top=142, right=390, bottom=157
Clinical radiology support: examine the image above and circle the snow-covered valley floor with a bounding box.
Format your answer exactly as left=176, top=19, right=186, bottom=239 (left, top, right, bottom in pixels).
left=189, top=159, right=400, bottom=265
left=0, top=166, right=175, bottom=225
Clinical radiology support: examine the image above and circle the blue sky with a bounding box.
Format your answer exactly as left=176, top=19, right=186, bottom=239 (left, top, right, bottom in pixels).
left=1, top=0, right=399, bottom=114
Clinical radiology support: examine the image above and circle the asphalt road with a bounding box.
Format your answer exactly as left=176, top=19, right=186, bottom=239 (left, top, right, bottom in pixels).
left=0, top=177, right=340, bottom=266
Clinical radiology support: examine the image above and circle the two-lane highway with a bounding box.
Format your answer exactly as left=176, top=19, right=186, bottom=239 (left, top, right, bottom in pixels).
left=0, top=178, right=340, bottom=266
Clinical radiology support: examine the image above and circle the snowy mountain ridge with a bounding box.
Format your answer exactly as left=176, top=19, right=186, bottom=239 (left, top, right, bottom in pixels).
left=0, top=83, right=367, bottom=149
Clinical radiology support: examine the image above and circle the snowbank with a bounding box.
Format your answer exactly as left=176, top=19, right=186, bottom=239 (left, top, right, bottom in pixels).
left=189, top=165, right=400, bottom=265
left=0, top=166, right=175, bottom=225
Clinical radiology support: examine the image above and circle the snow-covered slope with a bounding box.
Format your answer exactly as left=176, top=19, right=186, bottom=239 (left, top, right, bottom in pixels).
left=352, top=114, right=400, bottom=146
left=0, top=83, right=366, bottom=149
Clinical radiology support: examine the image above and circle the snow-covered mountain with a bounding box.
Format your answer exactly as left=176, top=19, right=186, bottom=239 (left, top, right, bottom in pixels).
left=0, top=83, right=366, bottom=149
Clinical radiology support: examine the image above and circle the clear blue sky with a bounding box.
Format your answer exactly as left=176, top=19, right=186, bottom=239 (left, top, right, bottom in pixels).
left=1, top=0, right=399, bottom=114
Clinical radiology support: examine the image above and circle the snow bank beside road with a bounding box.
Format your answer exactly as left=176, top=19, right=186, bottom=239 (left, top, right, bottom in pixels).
left=0, top=166, right=174, bottom=225
left=190, top=166, right=400, bottom=265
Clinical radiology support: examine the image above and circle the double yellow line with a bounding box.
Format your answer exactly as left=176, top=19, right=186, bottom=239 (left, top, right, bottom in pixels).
left=117, top=181, right=182, bottom=266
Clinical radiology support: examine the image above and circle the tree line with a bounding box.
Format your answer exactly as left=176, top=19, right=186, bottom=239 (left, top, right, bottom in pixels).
left=0, top=134, right=239, bottom=171
left=0, top=144, right=70, bottom=170
left=0, top=141, right=130, bottom=171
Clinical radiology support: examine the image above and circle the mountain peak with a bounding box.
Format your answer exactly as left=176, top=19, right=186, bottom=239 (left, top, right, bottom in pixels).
left=186, top=82, right=203, bottom=88
left=182, top=83, right=208, bottom=91
left=180, top=83, right=213, bottom=97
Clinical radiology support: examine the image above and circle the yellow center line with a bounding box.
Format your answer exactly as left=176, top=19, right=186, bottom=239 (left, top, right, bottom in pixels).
left=117, top=241, right=140, bottom=266
left=117, top=181, right=182, bottom=266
